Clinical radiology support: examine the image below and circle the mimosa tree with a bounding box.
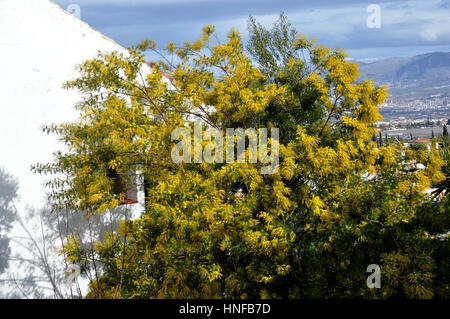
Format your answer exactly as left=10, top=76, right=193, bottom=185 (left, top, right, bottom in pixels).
left=34, top=15, right=450, bottom=299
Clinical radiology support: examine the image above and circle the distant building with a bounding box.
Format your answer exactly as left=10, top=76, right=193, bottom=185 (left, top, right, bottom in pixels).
left=408, top=138, right=431, bottom=145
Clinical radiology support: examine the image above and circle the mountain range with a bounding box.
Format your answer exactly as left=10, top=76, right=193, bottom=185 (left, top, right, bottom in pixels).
left=357, top=52, right=450, bottom=99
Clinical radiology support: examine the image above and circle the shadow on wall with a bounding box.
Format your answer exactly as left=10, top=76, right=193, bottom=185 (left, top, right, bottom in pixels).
left=0, top=180, right=133, bottom=298
left=0, top=167, right=18, bottom=274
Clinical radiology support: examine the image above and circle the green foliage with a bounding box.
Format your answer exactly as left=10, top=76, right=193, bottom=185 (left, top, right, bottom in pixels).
left=432, top=146, right=450, bottom=198
left=35, top=14, right=450, bottom=299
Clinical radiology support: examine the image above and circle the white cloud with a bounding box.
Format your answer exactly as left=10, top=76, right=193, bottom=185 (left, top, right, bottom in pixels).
left=420, top=29, right=439, bottom=42
left=55, top=0, right=211, bottom=5
left=52, top=0, right=450, bottom=58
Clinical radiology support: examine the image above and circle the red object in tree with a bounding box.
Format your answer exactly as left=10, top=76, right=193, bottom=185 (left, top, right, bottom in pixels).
left=108, top=169, right=139, bottom=206
left=119, top=199, right=139, bottom=205
left=118, top=177, right=138, bottom=206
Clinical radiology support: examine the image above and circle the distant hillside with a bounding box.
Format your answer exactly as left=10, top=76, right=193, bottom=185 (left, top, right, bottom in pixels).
left=358, top=52, right=450, bottom=99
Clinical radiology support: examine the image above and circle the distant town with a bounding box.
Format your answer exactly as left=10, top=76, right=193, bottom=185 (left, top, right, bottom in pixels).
left=375, top=93, right=450, bottom=140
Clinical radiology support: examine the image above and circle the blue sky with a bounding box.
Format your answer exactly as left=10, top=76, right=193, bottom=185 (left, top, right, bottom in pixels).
left=53, top=0, right=450, bottom=61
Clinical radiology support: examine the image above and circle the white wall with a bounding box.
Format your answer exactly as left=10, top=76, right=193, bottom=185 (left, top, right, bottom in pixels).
left=0, top=0, right=151, bottom=297
left=0, top=0, right=137, bottom=214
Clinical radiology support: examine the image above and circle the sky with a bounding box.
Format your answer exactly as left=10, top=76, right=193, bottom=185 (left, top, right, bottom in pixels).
left=49, top=0, right=450, bottom=61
